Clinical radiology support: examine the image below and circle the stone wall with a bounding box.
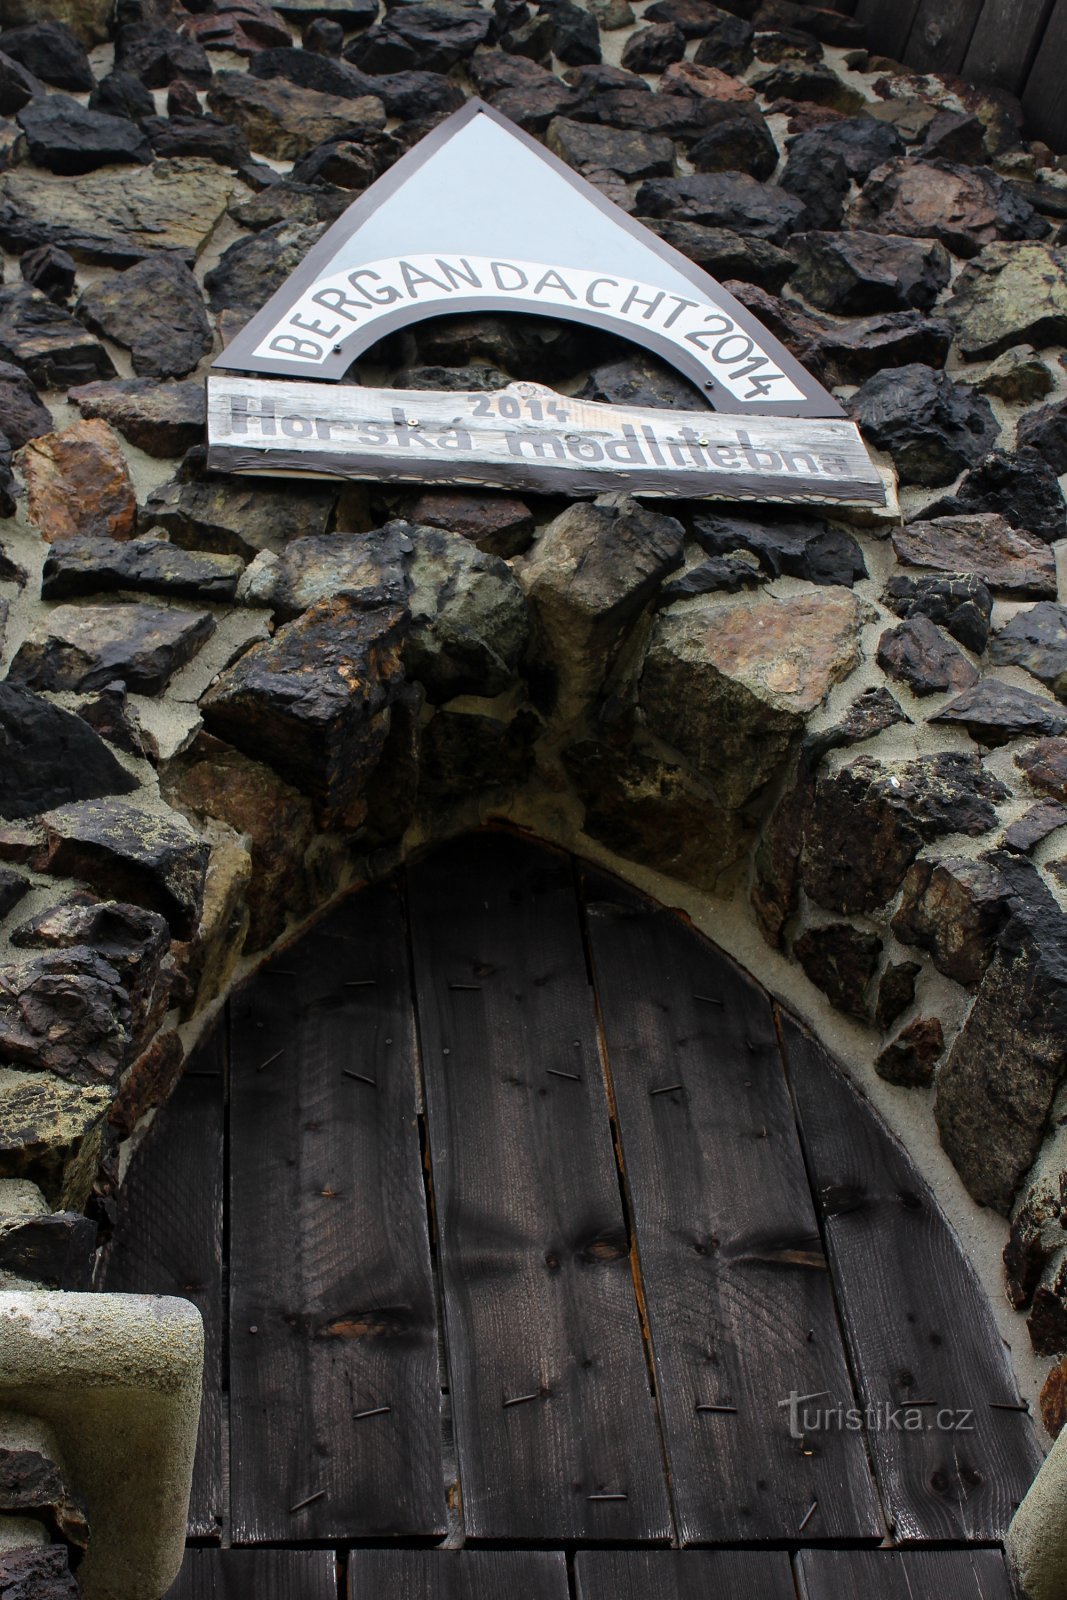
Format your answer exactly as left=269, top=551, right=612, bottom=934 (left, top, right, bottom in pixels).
left=0, top=0, right=1066, bottom=1443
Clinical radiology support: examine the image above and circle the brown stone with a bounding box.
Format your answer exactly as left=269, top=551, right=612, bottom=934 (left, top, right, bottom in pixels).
left=891, top=856, right=1008, bottom=988
left=206, top=71, right=384, bottom=160
left=660, top=60, right=755, bottom=101
left=794, top=922, right=882, bottom=1019
left=563, top=739, right=753, bottom=893
left=108, top=1028, right=184, bottom=1139
left=163, top=740, right=314, bottom=951
left=68, top=377, right=206, bottom=459
left=179, top=831, right=251, bottom=1010
left=520, top=494, right=684, bottom=725
left=0, top=1444, right=89, bottom=1550
left=199, top=595, right=408, bottom=831
left=1040, top=1355, right=1067, bottom=1439
left=641, top=588, right=863, bottom=808
left=892, top=514, right=1058, bottom=598
left=751, top=761, right=813, bottom=946
left=0, top=1545, right=80, bottom=1598
left=181, top=0, right=291, bottom=53
left=1017, top=737, right=1067, bottom=802
left=407, top=490, right=535, bottom=559
left=935, top=862, right=1067, bottom=1212
left=875, top=1016, right=944, bottom=1086
left=876, top=614, right=978, bottom=697
left=852, top=157, right=1045, bottom=258
left=17, top=418, right=135, bottom=543
left=875, top=959, right=922, bottom=1032
left=1029, top=1255, right=1067, bottom=1356
left=1004, top=800, right=1067, bottom=854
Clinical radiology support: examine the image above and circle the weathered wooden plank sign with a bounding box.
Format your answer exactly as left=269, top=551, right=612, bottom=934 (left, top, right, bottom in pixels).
left=206, top=375, right=887, bottom=508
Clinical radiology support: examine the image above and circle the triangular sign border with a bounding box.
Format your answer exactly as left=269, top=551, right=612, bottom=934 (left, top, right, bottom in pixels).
left=213, top=98, right=842, bottom=420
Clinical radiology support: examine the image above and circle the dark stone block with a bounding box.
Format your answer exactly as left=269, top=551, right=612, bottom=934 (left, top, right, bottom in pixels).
left=16, top=95, right=152, bottom=174
left=876, top=615, right=978, bottom=697
left=883, top=574, right=992, bottom=655
left=0, top=285, right=114, bottom=389
left=992, top=603, right=1067, bottom=700
left=0, top=21, right=92, bottom=91
left=892, top=855, right=1009, bottom=987
left=802, top=751, right=1006, bottom=915
left=39, top=799, right=209, bottom=939
left=635, top=170, right=805, bottom=244
left=794, top=922, right=882, bottom=1018
left=0, top=1210, right=97, bottom=1289
left=931, top=680, right=1067, bottom=746
left=621, top=20, right=685, bottom=70
left=0, top=682, right=139, bottom=821
left=692, top=508, right=866, bottom=587
left=848, top=363, right=999, bottom=486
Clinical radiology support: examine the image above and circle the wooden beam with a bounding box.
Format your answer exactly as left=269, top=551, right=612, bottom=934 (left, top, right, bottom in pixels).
left=582, top=872, right=883, bottom=1544
left=228, top=895, right=446, bottom=1543
left=206, top=376, right=888, bottom=510
left=575, top=1549, right=797, bottom=1600
left=168, top=1549, right=338, bottom=1599
left=97, top=1027, right=224, bottom=1541
left=780, top=1014, right=1042, bottom=1543
left=854, top=0, right=924, bottom=61
left=903, top=0, right=984, bottom=75
left=795, top=1548, right=1016, bottom=1600
left=963, top=0, right=1057, bottom=94
left=1023, top=0, right=1067, bottom=149
left=406, top=832, right=673, bottom=1541
left=349, top=1551, right=569, bottom=1599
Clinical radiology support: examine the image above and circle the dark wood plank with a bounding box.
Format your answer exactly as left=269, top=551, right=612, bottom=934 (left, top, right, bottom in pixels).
left=795, top=1548, right=1016, bottom=1600
left=963, top=0, right=1056, bottom=94
left=575, top=1550, right=796, bottom=1600
left=166, top=1548, right=337, bottom=1599
left=228, top=883, right=446, bottom=1543
left=1023, top=0, right=1067, bottom=150
left=406, top=831, right=673, bottom=1542
left=349, top=1551, right=569, bottom=1599
left=901, top=0, right=983, bottom=75
left=781, top=1013, right=1042, bottom=1543
left=853, top=0, right=923, bottom=61
left=98, top=1027, right=224, bottom=1540
left=582, top=873, right=883, bottom=1545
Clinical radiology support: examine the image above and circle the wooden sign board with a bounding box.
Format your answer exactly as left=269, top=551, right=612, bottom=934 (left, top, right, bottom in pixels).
left=206, top=375, right=887, bottom=509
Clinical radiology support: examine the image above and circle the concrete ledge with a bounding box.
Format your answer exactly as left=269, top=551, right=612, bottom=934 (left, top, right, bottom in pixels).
left=1007, top=1428, right=1067, bottom=1600
left=0, top=1292, right=203, bottom=1600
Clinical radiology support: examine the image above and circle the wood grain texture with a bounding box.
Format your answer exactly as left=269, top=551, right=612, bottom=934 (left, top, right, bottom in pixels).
left=206, top=376, right=885, bottom=509
left=780, top=1013, right=1042, bottom=1543
left=406, top=832, right=673, bottom=1541
left=1023, top=0, right=1067, bottom=149
left=575, top=1549, right=796, bottom=1600
left=228, top=885, right=446, bottom=1544
left=166, top=1548, right=337, bottom=1599
left=963, top=0, right=1057, bottom=92
left=582, top=872, right=883, bottom=1544
left=902, top=0, right=983, bottom=74
left=795, top=1547, right=1016, bottom=1600
left=854, top=0, right=923, bottom=61
left=348, top=1551, right=569, bottom=1599
left=98, top=1027, right=224, bottom=1540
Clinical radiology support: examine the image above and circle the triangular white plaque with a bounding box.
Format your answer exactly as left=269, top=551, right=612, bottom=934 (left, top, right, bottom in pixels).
left=213, top=99, right=841, bottom=419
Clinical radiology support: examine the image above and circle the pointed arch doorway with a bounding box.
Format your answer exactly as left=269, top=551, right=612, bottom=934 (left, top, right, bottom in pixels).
left=101, top=830, right=1038, bottom=1596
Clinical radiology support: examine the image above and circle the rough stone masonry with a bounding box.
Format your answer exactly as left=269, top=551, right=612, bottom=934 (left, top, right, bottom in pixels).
left=1, top=2, right=1067, bottom=1568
